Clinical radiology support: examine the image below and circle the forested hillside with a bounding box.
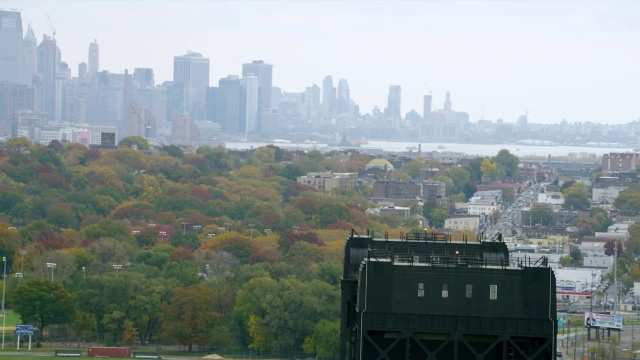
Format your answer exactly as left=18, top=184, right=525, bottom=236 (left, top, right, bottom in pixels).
left=0, top=137, right=419, bottom=358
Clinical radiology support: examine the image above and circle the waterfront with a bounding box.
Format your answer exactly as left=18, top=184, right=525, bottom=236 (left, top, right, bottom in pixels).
left=224, top=140, right=635, bottom=158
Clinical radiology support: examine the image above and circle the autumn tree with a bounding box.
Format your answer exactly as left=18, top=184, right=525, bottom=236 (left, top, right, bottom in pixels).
left=160, top=284, right=220, bottom=351
left=480, top=158, right=501, bottom=183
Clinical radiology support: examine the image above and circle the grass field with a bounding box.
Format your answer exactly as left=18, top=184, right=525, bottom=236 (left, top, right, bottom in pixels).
left=0, top=309, right=20, bottom=329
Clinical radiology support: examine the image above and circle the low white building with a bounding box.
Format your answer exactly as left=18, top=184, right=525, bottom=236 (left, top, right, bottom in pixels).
left=444, top=217, right=480, bottom=231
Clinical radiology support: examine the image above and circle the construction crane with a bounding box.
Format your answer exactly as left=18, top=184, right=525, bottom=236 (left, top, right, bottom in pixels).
left=46, top=13, right=56, bottom=39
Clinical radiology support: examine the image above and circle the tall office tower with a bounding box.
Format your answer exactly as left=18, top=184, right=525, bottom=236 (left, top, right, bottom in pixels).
left=22, top=25, right=37, bottom=85
left=171, top=114, right=198, bottom=143
left=205, top=86, right=218, bottom=121
left=37, top=35, right=61, bottom=121
left=444, top=91, right=452, bottom=113
left=217, top=75, right=241, bottom=133
left=88, top=39, right=99, bottom=78
left=242, top=60, right=273, bottom=130
left=78, top=62, right=88, bottom=83
left=173, top=51, right=210, bottom=120
left=0, top=83, right=34, bottom=137
left=303, top=84, right=321, bottom=120
left=122, top=69, right=134, bottom=132
left=0, top=10, right=24, bottom=84
left=57, top=62, right=71, bottom=121
left=423, top=95, right=432, bottom=122
left=322, top=75, right=335, bottom=115
left=241, top=73, right=259, bottom=134
left=150, top=84, right=168, bottom=133
left=126, top=102, right=152, bottom=138
left=386, top=85, right=401, bottom=120
left=337, top=79, right=350, bottom=114
left=133, top=68, right=155, bottom=89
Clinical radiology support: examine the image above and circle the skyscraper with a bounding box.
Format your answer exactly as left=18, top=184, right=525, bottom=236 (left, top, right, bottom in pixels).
left=423, top=95, right=432, bottom=122
left=386, top=85, right=401, bottom=120
left=78, top=62, right=88, bottom=83
left=37, top=34, right=61, bottom=120
left=322, top=75, right=335, bottom=116
left=173, top=51, right=210, bottom=120
left=241, top=73, right=259, bottom=134
left=444, top=91, right=452, bottom=114
left=337, top=79, right=350, bottom=115
left=22, top=25, right=37, bottom=85
left=242, top=60, right=273, bottom=130
left=88, top=40, right=99, bottom=78
left=0, top=10, right=24, bottom=84
left=217, top=75, right=241, bottom=133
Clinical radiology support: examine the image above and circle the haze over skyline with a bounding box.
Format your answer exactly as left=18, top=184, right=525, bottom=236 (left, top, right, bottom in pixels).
left=5, top=0, right=639, bottom=124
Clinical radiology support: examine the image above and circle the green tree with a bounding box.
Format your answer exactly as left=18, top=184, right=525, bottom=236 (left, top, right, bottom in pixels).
left=562, top=182, right=590, bottom=210
left=12, top=279, right=76, bottom=341
left=528, top=204, right=554, bottom=226
left=492, top=149, right=519, bottom=177
left=316, top=202, right=351, bottom=227
left=447, top=167, right=471, bottom=195
left=118, top=136, right=150, bottom=150
left=160, top=284, right=220, bottom=351
left=302, top=319, right=340, bottom=359
left=614, top=188, right=640, bottom=215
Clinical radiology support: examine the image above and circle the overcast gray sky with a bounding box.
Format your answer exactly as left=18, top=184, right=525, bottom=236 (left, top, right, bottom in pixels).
left=5, top=0, right=639, bottom=124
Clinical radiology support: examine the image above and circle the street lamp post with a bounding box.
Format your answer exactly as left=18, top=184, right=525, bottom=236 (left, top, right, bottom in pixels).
left=2, top=256, right=6, bottom=349
left=181, top=222, right=189, bottom=238
left=18, top=249, right=25, bottom=285
left=46, top=262, right=56, bottom=281
left=249, top=224, right=255, bottom=239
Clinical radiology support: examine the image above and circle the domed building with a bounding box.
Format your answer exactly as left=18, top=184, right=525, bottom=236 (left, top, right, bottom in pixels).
left=363, top=159, right=394, bottom=178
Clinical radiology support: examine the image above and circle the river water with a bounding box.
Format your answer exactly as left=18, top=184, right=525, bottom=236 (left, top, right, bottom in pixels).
left=224, top=140, right=635, bottom=158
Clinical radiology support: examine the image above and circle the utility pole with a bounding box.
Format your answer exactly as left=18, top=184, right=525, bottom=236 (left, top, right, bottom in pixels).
left=614, top=244, right=618, bottom=315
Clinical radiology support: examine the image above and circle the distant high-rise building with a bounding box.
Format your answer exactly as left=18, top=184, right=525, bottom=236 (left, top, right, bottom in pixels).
left=242, top=60, right=273, bottom=130
left=78, top=62, right=88, bottom=83
left=205, top=86, right=218, bottom=122
left=242, top=73, right=259, bottom=134
left=444, top=91, right=452, bottom=114
left=423, top=95, right=432, bottom=122
left=37, top=34, right=61, bottom=121
left=386, top=85, right=401, bottom=120
left=0, top=83, right=34, bottom=137
left=133, top=68, right=155, bottom=89
left=173, top=51, right=209, bottom=120
left=171, top=114, right=198, bottom=144
left=217, top=75, right=241, bottom=133
left=150, top=84, right=168, bottom=133
left=303, top=84, right=321, bottom=120
left=126, top=102, right=152, bottom=138
left=337, top=79, right=350, bottom=114
left=88, top=40, right=99, bottom=78
left=322, top=75, right=335, bottom=116
left=0, top=10, right=24, bottom=84
left=22, top=25, right=37, bottom=85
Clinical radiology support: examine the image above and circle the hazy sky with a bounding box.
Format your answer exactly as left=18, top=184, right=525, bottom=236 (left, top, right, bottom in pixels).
left=5, top=0, right=640, bottom=124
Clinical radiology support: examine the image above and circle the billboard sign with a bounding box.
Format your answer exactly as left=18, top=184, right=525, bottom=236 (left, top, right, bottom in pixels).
left=15, top=324, right=35, bottom=336
left=584, top=312, right=623, bottom=330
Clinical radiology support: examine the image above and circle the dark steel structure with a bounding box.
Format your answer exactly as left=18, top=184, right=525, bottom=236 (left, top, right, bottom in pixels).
left=340, top=230, right=557, bottom=360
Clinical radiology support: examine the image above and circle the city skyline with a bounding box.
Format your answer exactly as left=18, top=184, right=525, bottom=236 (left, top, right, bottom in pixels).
left=3, top=0, right=640, bottom=124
